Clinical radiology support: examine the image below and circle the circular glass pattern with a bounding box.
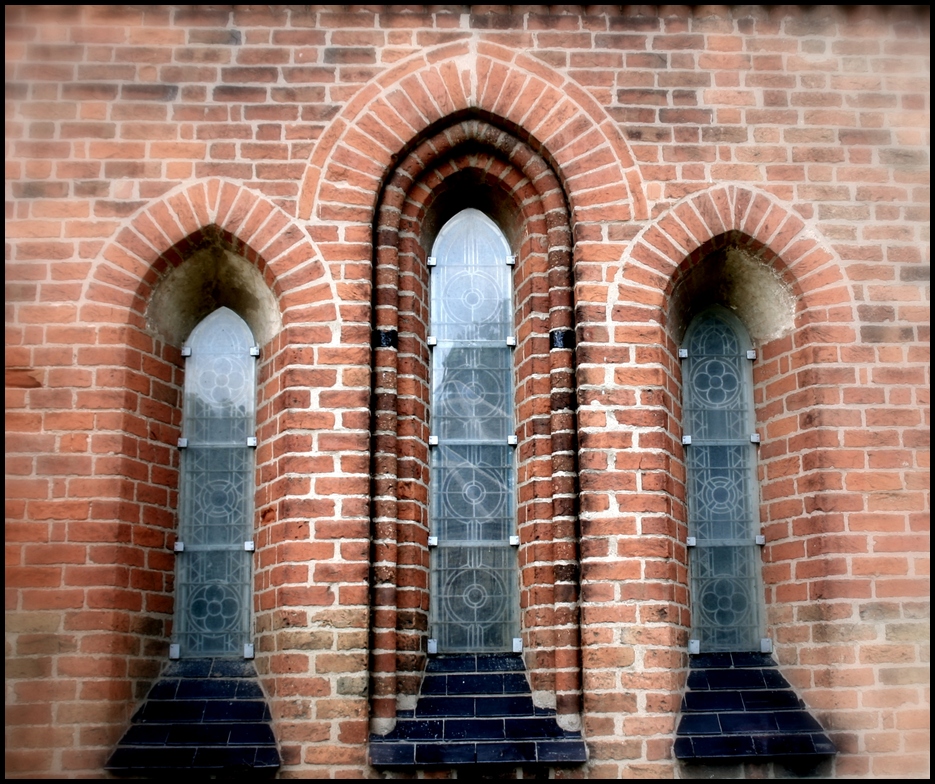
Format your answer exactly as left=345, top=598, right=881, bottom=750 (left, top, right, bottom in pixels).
left=440, top=464, right=508, bottom=522
left=438, top=367, right=508, bottom=421
left=698, top=577, right=750, bottom=628
left=196, top=355, right=249, bottom=407
left=441, top=269, right=503, bottom=325
left=188, top=584, right=241, bottom=633
left=698, top=472, right=744, bottom=518
left=443, top=567, right=508, bottom=624
left=689, top=357, right=741, bottom=408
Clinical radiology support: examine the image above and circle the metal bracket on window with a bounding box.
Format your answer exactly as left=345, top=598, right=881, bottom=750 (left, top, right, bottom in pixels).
left=250, top=346, right=260, bottom=357
left=750, top=434, right=761, bottom=444
left=427, top=336, right=437, bottom=347
left=686, top=537, right=696, bottom=548
left=169, top=644, right=181, bottom=660
left=177, top=438, right=188, bottom=449
left=174, top=541, right=185, bottom=553
left=512, top=638, right=523, bottom=653
left=246, top=436, right=258, bottom=447
left=760, top=638, right=773, bottom=654
left=755, top=535, right=766, bottom=546
left=244, top=541, right=255, bottom=552
left=509, top=535, right=520, bottom=546
left=678, top=348, right=688, bottom=359
left=506, top=336, right=516, bottom=347
left=689, top=639, right=700, bottom=655
left=244, top=643, right=255, bottom=659
left=427, top=639, right=438, bottom=655
left=428, top=536, right=438, bottom=547
left=682, top=435, right=692, bottom=445
left=428, top=435, right=438, bottom=446
left=507, top=435, right=518, bottom=446
left=427, top=255, right=437, bottom=267
left=746, top=349, right=757, bottom=360
left=506, top=255, right=516, bottom=267
left=181, top=347, right=192, bottom=358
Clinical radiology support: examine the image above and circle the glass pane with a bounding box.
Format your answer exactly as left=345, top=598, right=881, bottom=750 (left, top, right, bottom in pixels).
left=176, top=308, right=255, bottom=658
left=684, top=308, right=761, bottom=652
left=428, top=210, right=518, bottom=653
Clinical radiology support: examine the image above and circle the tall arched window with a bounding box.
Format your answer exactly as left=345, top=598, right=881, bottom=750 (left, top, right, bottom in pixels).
left=682, top=306, right=764, bottom=653
left=173, top=307, right=257, bottom=658
left=428, top=209, right=519, bottom=652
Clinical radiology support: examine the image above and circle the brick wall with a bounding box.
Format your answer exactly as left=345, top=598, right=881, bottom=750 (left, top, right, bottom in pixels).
left=5, top=5, right=929, bottom=778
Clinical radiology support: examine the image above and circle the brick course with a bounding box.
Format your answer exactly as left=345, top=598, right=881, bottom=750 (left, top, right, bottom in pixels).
left=4, top=4, right=929, bottom=779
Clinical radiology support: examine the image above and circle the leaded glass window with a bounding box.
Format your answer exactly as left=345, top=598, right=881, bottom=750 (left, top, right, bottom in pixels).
left=175, top=307, right=256, bottom=657
left=683, top=307, right=763, bottom=652
left=429, top=209, right=519, bottom=652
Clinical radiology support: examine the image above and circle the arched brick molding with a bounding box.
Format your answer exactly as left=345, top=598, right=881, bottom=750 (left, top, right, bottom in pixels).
left=368, top=116, right=585, bottom=735
left=298, top=42, right=648, bottom=228
left=604, top=185, right=863, bottom=756
left=51, top=180, right=363, bottom=761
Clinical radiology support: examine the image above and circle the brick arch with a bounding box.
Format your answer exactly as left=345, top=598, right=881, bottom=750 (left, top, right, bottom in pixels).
left=298, top=42, right=648, bottom=226
left=612, top=185, right=863, bottom=711
left=68, top=180, right=345, bottom=741
left=619, top=185, right=850, bottom=321
left=369, top=117, right=585, bottom=734
left=86, top=179, right=336, bottom=335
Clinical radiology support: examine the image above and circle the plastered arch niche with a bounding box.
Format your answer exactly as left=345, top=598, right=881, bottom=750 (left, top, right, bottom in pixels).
left=146, top=236, right=281, bottom=347
left=670, top=245, right=796, bottom=345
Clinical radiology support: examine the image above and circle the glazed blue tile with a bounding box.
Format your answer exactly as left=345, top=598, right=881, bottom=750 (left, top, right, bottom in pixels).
left=676, top=713, right=721, bottom=735
left=121, top=725, right=171, bottom=745
left=370, top=742, right=415, bottom=766
left=444, top=718, right=505, bottom=740
left=762, top=668, right=792, bottom=689
left=673, top=737, right=695, bottom=758
left=228, top=723, right=276, bottom=746
left=706, top=668, right=765, bottom=690
left=419, top=675, right=447, bottom=695
left=427, top=655, right=476, bottom=673
left=504, top=717, right=568, bottom=739
left=502, top=672, right=530, bottom=693
left=166, top=724, right=231, bottom=746
left=686, top=670, right=709, bottom=690
left=209, top=660, right=257, bottom=678
left=475, top=695, right=535, bottom=716
left=202, top=699, right=269, bottom=723
left=477, top=654, right=524, bottom=672
left=176, top=679, right=239, bottom=699
left=235, top=680, right=264, bottom=698
left=107, top=746, right=197, bottom=769
left=682, top=691, right=744, bottom=713
left=689, top=653, right=732, bottom=669
left=740, top=689, right=801, bottom=711
left=536, top=739, right=588, bottom=763
left=192, top=745, right=257, bottom=768
left=689, top=734, right=757, bottom=758
left=775, top=711, right=823, bottom=732
left=254, top=746, right=282, bottom=767
left=164, top=660, right=212, bottom=678
left=730, top=652, right=777, bottom=668
left=476, top=741, right=536, bottom=763
left=136, top=700, right=206, bottom=723
left=415, top=741, right=475, bottom=765
left=719, top=711, right=779, bottom=734
left=415, top=696, right=474, bottom=717
left=147, top=679, right=180, bottom=700
left=448, top=673, right=503, bottom=695
left=394, top=719, right=444, bottom=740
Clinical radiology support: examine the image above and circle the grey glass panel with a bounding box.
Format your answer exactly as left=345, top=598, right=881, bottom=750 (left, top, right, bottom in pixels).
left=176, top=308, right=255, bottom=657
left=683, top=308, right=762, bottom=652
left=429, top=210, right=518, bottom=653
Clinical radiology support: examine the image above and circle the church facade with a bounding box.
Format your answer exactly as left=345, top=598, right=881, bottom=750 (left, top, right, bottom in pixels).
left=5, top=5, right=929, bottom=778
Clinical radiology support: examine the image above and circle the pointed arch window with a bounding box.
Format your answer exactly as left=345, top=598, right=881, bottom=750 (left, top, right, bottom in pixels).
left=174, top=307, right=257, bottom=658
left=428, top=209, right=519, bottom=652
left=682, top=306, right=764, bottom=653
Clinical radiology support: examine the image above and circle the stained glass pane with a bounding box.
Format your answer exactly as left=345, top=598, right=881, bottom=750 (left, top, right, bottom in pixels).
left=684, top=308, right=762, bottom=652
left=429, top=210, right=518, bottom=652
left=175, top=308, right=255, bottom=657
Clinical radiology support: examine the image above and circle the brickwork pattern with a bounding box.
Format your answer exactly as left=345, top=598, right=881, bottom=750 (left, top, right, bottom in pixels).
left=5, top=5, right=929, bottom=779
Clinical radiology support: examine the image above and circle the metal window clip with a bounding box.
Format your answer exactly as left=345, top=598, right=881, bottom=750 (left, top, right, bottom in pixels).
left=678, top=348, right=688, bottom=359
left=428, top=435, right=438, bottom=446
left=174, top=541, right=185, bottom=552
left=177, top=438, right=188, bottom=449
left=181, top=347, right=192, bottom=357
left=682, top=435, right=692, bottom=445
left=427, top=256, right=437, bottom=267
left=244, top=541, right=255, bottom=552
left=427, top=336, right=437, bottom=346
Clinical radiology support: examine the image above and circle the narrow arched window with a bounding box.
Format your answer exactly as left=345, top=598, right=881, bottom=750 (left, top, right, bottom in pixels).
left=428, top=209, right=518, bottom=652
left=682, top=306, right=764, bottom=653
left=174, top=307, right=257, bottom=658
